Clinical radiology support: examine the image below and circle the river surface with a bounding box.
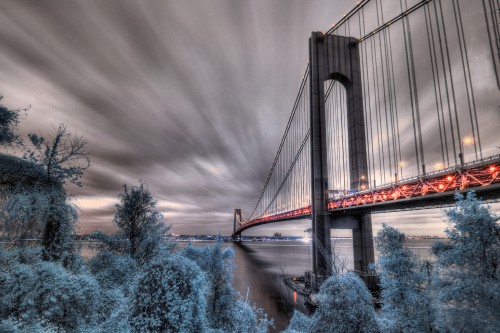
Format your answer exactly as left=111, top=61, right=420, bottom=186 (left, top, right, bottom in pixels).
left=82, top=238, right=439, bottom=332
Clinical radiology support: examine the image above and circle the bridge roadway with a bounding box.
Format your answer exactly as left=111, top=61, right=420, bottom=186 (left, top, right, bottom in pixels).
left=234, top=155, right=500, bottom=235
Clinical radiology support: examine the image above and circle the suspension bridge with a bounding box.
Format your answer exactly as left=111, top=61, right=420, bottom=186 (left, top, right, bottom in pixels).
left=233, top=0, right=500, bottom=287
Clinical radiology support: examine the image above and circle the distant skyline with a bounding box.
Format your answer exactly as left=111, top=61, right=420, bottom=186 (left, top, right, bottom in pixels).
left=0, top=0, right=498, bottom=237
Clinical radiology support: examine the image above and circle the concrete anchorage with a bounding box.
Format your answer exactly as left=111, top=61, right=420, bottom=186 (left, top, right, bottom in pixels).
left=309, top=32, right=375, bottom=286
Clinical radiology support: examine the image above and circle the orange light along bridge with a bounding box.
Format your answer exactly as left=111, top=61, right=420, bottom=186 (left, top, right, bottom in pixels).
left=235, top=156, right=500, bottom=235
left=233, top=0, right=500, bottom=288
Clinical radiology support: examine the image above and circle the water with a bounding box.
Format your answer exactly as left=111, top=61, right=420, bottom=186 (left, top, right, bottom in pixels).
left=81, top=239, right=439, bottom=332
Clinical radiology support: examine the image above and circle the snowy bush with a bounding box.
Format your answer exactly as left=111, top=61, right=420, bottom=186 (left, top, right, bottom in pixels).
left=0, top=97, right=22, bottom=146
left=95, top=287, right=131, bottom=333
left=308, top=273, right=379, bottom=333
left=0, top=256, right=101, bottom=332
left=129, top=254, right=207, bottom=332
left=182, top=242, right=237, bottom=329
left=376, top=224, right=435, bottom=332
left=0, top=317, right=59, bottom=333
left=89, top=250, right=136, bottom=289
left=103, top=182, right=171, bottom=266
left=432, top=192, right=500, bottom=332
left=281, top=310, right=311, bottom=333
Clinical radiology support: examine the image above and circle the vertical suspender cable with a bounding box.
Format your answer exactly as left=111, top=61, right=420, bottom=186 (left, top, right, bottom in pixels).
left=433, top=0, right=458, bottom=165
left=362, top=8, right=377, bottom=187
left=424, top=4, right=447, bottom=166
left=376, top=0, right=394, bottom=180
left=385, top=12, right=404, bottom=178
left=405, top=0, right=426, bottom=175
left=452, top=0, right=476, bottom=159
left=437, top=0, right=462, bottom=166
left=400, top=0, right=421, bottom=176
left=370, top=25, right=385, bottom=183
left=428, top=3, right=451, bottom=167
left=359, top=11, right=373, bottom=187
left=454, top=0, right=482, bottom=158
left=342, top=26, right=349, bottom=190
left=380, top=2, right=398, bottom=180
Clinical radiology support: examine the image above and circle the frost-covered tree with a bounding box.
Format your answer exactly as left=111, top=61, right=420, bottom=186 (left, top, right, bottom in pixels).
left=110, top=181, right=170, bottom=264
left=2, top=181, right=78, bottom=261
left=0, top=249, right=101, bottom=332
left=1, top=183, right=53, bottom=242
left=0, top=97, right=23, bottom=146
left=182, top=241, right=236, bottom=329
left=129, top=254, right=207, bottom=333
left=376, top=224, right=435, bottom=332
left=40, top=190, right=78, bottom=262
left=432, top=192, right=500, bottom=332
left=281, top=310, right=312, bottom=333
left=0, top=317, right=59, bottom=333
left=88, top=250, right=136, bottom=289
left=231, top=301, right=273, bottom=333
left=308, top=273, right=379, bottom=333
left=25, top=124, right=90, bottom=187
left=1, top=121, right=89, bottom=261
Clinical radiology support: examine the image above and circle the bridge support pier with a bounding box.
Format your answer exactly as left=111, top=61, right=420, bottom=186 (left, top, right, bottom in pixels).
left=330, top=214, right=375, bottom=273
left=352, top=214, right=375, bottom=273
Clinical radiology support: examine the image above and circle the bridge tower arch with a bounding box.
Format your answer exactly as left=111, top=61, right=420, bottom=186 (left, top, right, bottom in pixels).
left=309, top=32, right=375, bottom=278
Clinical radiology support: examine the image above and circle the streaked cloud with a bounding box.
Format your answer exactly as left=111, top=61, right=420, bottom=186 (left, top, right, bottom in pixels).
left=0, top=0, right=498, bottom=236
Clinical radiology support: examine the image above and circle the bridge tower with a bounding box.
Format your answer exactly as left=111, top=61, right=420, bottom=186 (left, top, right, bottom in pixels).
left=233, top=209, right=243, bottom=241
left=309, top=32, right=375, bottom=279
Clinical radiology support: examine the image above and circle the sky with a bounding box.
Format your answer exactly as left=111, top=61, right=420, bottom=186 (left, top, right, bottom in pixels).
left=0, top=0, right=498, bottom=237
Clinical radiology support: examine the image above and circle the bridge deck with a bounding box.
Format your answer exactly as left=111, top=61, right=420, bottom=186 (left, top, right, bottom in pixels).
left=234, top=156, right=500, bottom=235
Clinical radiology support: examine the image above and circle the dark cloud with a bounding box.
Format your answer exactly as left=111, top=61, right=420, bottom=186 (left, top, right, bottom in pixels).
left=0, top=0, right=498, bottom=236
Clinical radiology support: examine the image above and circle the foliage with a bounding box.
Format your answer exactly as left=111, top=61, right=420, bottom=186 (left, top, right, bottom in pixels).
left=0, top=317, right=59, bottom=333
left=0, top=249, right=101, bottom=332
left=308, top=273, right=379, bottom=333
left=230, top=301, right=271, bottom=333
left=0, top=96, right=23, bottom=146
left=0, top=115, right=88, bottom=262
left=375, top=224, right=435, bottom=332
left=25, top=124, right=90, bottom=186
left=432, top=192, right=500, bottom=332
left=129, top=254, right=207, bottom=333
left=94, top=286, right=131, bottom=333
left=1, top=183, right=78, bottom=261
left=88, top=250, right=136, bottom=289
left=182, top=241, right=236, bottom=329
left=112, top=181, right=170, bottom=265
left=281, top=310, right=311, bottom=333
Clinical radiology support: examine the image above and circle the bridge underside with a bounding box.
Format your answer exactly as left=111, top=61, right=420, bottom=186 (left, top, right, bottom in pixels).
left=329, top=183, right=500, bottom=216
left=329, top=157, right=500, bottom=215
